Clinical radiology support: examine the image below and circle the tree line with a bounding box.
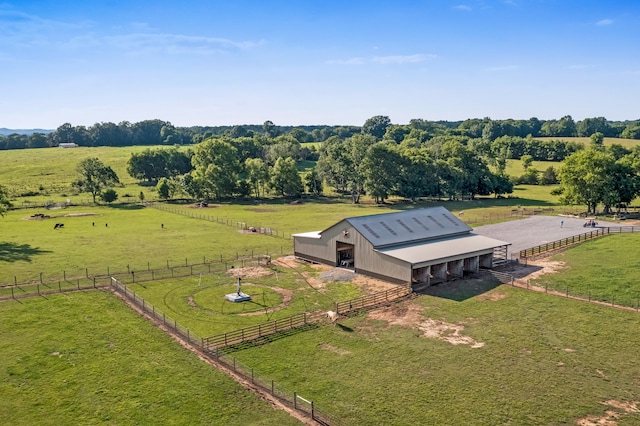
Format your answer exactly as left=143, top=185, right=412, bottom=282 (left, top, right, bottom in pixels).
left=2, top=115, right=640, bottom=151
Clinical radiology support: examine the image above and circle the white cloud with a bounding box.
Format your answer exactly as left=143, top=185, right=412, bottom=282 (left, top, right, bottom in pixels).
left=103, top=33, right=264, bottom=55
left=328, top=54, right=435, bottom=66
left=454, top=5, right=472, bottom=12
left=596, top=19, right=613, bottom=26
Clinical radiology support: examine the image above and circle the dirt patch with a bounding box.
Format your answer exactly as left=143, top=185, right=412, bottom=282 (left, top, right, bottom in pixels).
left=367, top=303, right=485, bottom=348
left=227, top=266, right=272, bottom=279
left=576, top=400, right=639, bottom=426
left=508, top=258, right=567, bottom=283
left=24, top=212, right=97, bottom=220
left=353, top=274, right=399, bottom=293
left=318, top=343, right=351, bottom=355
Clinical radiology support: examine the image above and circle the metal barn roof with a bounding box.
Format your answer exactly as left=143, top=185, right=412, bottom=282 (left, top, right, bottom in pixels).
left=376, top=233, right=510, bottom=267
left=344, top=206, right=472, bottom=248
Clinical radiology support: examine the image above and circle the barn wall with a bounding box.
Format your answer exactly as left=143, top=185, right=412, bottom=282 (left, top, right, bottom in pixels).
left=294, top=221, right=412, bottom=284
left=294, top=220, right=356, bottom=266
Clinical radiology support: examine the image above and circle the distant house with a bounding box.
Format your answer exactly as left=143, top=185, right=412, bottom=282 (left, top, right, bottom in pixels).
left=293, top=206, right=510, bottom=287
left=58, top=143, right=77, bottom=148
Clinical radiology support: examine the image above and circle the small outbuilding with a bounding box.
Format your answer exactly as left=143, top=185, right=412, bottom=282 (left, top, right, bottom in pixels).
left=293, top=206, right=510, bottom=287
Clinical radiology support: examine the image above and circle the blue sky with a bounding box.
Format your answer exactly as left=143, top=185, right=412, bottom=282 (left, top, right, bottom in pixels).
left=1, top=0, right=639, bottom=128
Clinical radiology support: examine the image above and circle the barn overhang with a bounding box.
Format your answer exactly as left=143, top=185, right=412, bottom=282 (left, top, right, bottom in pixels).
left=375, top=233, right=510, bottom=269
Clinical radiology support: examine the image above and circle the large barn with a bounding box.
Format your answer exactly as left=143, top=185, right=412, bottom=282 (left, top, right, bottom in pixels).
left=293, top=207, right=510, bottom=287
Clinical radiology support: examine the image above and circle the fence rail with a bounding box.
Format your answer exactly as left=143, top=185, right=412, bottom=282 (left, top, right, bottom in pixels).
left=202, top=312, right=318, bottom=351
left=150, top=202, right=292, bottom=240
left=519, top=227, right=640, bottom=259
left=1, top=246, right=292, bottom=296
left=335, top=286, right=412, bottom=315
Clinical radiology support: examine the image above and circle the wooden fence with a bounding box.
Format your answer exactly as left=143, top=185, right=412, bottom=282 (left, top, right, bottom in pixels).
left=1, top=246, right=291, bottom=296
left=150, top=202, right=292, bottom=240
left=201, top=312, right=322, bottom=351
left=335, top=286, right=412, bottom=315
left=519, top=226, right=640, bottom=259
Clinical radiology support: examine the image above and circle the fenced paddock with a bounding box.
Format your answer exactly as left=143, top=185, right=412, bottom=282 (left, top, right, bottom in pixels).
left=519, top=226, right=640, bottom=260
left=108, top=276, right=340, bottom=425
left=0, top=247, right=292, bottom=300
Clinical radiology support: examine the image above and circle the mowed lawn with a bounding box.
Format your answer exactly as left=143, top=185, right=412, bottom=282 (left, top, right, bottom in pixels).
left=0, top=290, right=301, bottom=426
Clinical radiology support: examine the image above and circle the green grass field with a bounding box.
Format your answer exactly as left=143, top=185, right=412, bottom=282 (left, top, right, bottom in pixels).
left=0, top=291, right=301, bottom=426
left=535, top=136, right=640, bottom=149
left=533, top=233, right=640, bottom=307
left=0, top=145, right=187, bottom=206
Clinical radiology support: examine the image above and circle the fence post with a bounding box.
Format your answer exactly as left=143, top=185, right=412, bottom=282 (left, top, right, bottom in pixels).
left=64, top=270, right=66, bottom=281
left=86, top=268, right=88, bottom=278
left=40, top=272, right=43, bottom=284
left=294, top=392, right=297, bottom=409
left=11, top=287, right=14, bottom=299
left=272, top=380, right=275, bottom=395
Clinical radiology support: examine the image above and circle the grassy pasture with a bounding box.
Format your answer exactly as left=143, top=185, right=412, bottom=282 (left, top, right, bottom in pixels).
left=533, top=233, right=640, bottom=307
left=0, top=291, right=301, bottom=425
left=535, top=136, right=640, bottom=149
left=0, top=205, right=289, bottom=284
left=0, top=146, right=186, bottom=206
left=227, top=283, right=640, bottom=425
left=0, top=183, right=582, bottom=286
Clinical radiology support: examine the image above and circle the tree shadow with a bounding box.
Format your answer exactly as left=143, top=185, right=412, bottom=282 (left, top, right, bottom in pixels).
left=0, top=242, right=51, bottom=263
left=106, top=203, right=145, bottom=210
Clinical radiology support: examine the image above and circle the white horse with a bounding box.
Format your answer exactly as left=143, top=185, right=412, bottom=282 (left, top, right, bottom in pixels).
left=326, top=310, right=339, bottom=324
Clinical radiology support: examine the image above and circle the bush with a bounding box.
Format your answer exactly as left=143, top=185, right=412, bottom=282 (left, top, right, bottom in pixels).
left=100, top=188, right=119, bottom=203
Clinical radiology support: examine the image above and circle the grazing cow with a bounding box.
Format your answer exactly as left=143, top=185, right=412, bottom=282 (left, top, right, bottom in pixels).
left=54, top=223, right=64, bottom=229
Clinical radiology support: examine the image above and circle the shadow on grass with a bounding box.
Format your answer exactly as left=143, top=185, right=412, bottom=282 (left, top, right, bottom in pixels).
left=0, top=242, right=51, bottom=263
left=336, top=323, right=354, bottom=332
left=417, top=276, right=502, bottom=302
left=215, top=323, right=320, bottom=355
left=106, top=203, right=145, bottom=211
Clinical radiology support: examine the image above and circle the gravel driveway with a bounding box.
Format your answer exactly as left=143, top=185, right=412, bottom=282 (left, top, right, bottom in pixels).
left=472, top=215, right=619, bottom=256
